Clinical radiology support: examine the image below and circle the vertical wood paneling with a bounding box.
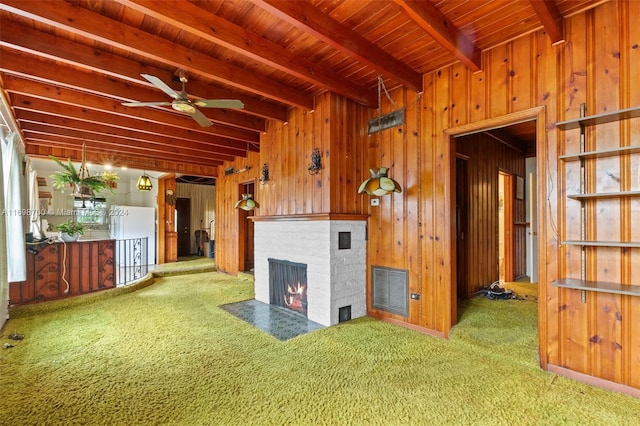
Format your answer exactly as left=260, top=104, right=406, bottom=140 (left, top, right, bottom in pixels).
left=212, top=0, right=640, bottom=392
left=457, top=133, right=526, bottom=294
left=626, top=0, right=640, bottom=389
left=421, top=73, right=437, bottom=330
left=558, top=12, right=590, bottom=373
left=433, top=67, right=453, bottom=332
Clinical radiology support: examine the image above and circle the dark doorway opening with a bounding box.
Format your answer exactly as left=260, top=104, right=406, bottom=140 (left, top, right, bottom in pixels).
left=456, top=155, right=469, bottom=299
left=453, top=118, right=538, bottom=307
left=176, top=197, right=191, bottom=256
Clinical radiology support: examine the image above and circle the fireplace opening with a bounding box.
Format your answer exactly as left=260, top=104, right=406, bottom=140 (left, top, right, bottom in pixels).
left=268, top=258, right=308, bottom=317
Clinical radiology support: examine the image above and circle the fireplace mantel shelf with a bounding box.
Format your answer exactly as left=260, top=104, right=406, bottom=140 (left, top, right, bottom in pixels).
left=250, top=213, right=369, bottom=222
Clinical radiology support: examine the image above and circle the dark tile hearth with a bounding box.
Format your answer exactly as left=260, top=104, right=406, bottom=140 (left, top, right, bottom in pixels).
left=220, top=299, right=324, bottom=341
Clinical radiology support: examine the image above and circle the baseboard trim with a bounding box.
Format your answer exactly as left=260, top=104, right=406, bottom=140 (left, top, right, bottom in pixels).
left=547, top=364, right=640, bottom=398
left=371, top=314, right=447, bottom=339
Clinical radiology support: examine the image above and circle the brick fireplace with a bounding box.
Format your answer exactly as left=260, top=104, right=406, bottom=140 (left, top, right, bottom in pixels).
left=253, top=215, right=367, bottom=326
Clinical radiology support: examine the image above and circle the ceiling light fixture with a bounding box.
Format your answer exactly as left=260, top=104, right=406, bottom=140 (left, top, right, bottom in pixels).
left=136, top=172, right=153, bottom=191
left=358, top=76, right=402, bottom=197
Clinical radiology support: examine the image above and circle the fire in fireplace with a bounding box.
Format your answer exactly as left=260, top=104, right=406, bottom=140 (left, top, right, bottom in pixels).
left=268, top=258, right=308, bottom=317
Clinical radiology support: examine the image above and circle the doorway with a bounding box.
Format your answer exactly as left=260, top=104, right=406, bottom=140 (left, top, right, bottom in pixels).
left=238, top=181, right=256, bottom=272
left=456, top=155, right=469, bottom=299
left=176, top=197, right=191, bottom=257
left=498, top=170, right=514, bottom=283
left=448, top=108, right=543, bottom=331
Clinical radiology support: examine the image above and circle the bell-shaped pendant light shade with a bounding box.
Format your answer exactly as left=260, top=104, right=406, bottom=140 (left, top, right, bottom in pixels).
left=136, top=173, right=153, bottom=191
left=358, top=167, right=402, bottom=196
left=234, top=193, right=259, bottom=211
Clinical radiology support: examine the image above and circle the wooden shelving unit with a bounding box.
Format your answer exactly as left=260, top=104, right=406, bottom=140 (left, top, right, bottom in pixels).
left=555, top=105, right=640, bottom=130
left=566, top=191, right=640, bottom=200
left=554, top=278, right=640, bottom=297
left=553, top=103, right=640, bottom=297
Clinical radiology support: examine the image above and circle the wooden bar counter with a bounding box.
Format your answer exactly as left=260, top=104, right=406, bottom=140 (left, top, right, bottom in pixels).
left=9, top=239, right=116, bottom=306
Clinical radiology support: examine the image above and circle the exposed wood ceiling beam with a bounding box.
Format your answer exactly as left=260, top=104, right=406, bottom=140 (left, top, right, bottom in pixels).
left=528, top=0, right=565, bottom=45
left=0, top=0, right=314, bottom=110
left=12, top=102, right=249, bottom=160
left=0, top=19, right=284, bottom=124
left=4, top=75, right=259, bottom=151
left=392, top=0, right=482, bottom=73
left=116, top=0, right=377, bottom=108
left=250, top=0, right=423, bottom=92
left=25, top=144, right=219, bottom=177
left=23, top=127, right=228, bottom=167
left=0, top=48, right=266, bottom=136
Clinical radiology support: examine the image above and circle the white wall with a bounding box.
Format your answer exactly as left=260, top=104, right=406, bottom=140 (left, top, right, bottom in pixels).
left=32, top=159, right=157, bottom=231
left=525, top=157, right=538, bottom=282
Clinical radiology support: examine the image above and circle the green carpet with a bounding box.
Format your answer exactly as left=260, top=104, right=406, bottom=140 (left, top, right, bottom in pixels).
left=1, top=273, right=639, bottom=425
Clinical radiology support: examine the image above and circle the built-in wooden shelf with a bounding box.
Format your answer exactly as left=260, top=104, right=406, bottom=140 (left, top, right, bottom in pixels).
left=556, top=106, right=640, bottom=130
left=559, top=145, right=640, bottom=161
left=567, top=190, right=640, bottom=200
left=562, top=240, right=640, bottom=248
left=37, top=176, right=47, bottom=186
left=553, top=278, right=640, bottom=297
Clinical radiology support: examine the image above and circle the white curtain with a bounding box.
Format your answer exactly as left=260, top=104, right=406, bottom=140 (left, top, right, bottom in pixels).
left=176, top=182, right=216, bottom=254
left=0, top=130, right=8, bottom=327
left=2, top=131, right=26, bottom=282
left=27, top=158, right=43, bottom=239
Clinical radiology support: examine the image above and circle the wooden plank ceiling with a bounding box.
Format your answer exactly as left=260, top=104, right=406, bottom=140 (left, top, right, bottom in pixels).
left=0, top=0, right=603, bottom=177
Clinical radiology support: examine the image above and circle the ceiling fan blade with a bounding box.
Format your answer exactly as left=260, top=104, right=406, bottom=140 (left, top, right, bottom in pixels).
left=140, top=74, right=180, bottom=100
left=193, top=99, right=244, bottom=109
left=189, top=108, right=213, bottom=127
left=122, top=101, right=172, bottom=107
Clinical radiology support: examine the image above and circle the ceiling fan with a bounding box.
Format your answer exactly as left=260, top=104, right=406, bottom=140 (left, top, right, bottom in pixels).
left=122, top=70, right=244, bottom=127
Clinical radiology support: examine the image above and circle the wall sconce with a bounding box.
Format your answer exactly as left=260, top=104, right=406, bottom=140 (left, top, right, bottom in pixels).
left=259, top=163, right=269, bottom=184
left=307, top=148, right=322, bottom=175
left=358, top=167, right=402, bottom=196
left=234, top=193, right=259, bottom=211
left=136, top=172, right=153, bottom=191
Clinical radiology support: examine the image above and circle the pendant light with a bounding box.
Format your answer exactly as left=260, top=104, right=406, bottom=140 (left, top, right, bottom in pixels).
left=136, top=171, right=152, bottom=191
left=358, top=76, right=402, bottom=196
left=234, top=193, right=259, bottom=211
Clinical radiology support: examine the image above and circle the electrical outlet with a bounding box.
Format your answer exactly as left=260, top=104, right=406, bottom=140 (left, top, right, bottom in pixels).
left=371, top=198, right=380, bottom=206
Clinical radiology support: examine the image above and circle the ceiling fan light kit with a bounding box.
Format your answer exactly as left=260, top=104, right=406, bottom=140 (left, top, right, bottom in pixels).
left=122, top=70, right=244, bottom=127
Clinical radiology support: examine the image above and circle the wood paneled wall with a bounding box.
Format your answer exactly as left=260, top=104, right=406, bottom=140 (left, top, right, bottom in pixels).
left=456, top=133, right=526, bottom=297
left=215, top=151, right=260, bottom=275
left=214, top=0, right=640, bottom=393
left=417, top=0, right=640, bottom=392
left=215, top=92, right=373, bottom=274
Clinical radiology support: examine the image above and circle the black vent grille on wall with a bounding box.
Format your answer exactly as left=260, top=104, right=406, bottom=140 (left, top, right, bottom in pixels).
left=372, top=266, right=408, bottom=317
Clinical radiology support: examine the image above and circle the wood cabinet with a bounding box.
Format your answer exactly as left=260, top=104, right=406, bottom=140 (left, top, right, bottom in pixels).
left=9, top=240, right=116, bottom=305
left=553, top=104, right=640, bottom=296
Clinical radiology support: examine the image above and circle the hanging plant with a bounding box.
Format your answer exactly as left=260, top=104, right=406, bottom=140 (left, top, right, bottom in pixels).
left=49, top=155, right=117, bottom=195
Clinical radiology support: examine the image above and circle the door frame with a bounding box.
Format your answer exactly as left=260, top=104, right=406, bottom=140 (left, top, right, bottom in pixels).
left=444, top=107, right=547, bottom=366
